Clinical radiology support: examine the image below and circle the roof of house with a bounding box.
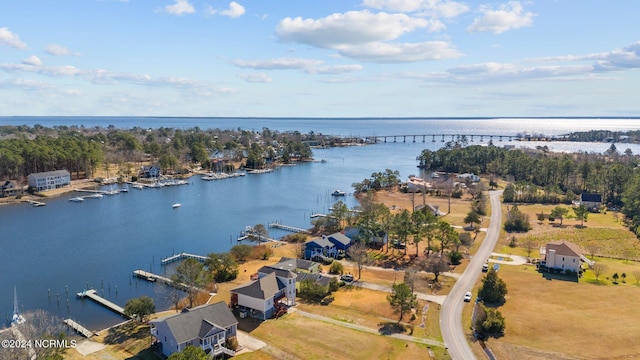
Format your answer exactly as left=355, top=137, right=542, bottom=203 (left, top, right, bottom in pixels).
left=304, top=237, right=334, bottom=249
left=580, top=193, right=602, bottom=202
left=151, top=301, right=237, bottom=344
left=28, top=170, right=70, bottom=178
left=257, top=265, right=297, bottom=279
left=277, top=257, right=319, bottom=271
left=297, top=273, right=332, bottom=288
left=546, top=240, right=584, bottom=257
left=231, top=272, right=284, bottom=300
left=326, top=233, right=352, bottom=246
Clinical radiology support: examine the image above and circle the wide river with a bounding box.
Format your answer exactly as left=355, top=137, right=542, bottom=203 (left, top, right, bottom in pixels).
left=1, top=117, right=639, bottom=330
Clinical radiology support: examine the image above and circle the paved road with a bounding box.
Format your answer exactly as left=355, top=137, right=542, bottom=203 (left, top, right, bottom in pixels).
left=439, top=190, right=503, bottom=360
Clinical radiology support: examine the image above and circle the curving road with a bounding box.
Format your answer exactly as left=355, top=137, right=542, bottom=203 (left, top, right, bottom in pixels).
left=440, top=190, right=503, bottom=360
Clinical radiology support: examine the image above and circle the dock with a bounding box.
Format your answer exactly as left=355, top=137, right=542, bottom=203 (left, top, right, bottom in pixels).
left=25, top=200, right=46, bottom=207
left=64, top=319, right=95, bottom=338
left=76, top=289, right=127, bottom=317
left=268, top=222, right=311, bottom=234
left=310, top=213, right=326, bottom=218
left=161, top=252, right=208, bottom=265
left=237, top=235, right=281, bottom=243
left=133, top=270, right=198, bottom=291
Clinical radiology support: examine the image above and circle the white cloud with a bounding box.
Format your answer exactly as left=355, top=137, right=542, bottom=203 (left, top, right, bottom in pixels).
left=362, top=0, right=469, bottom=18
left=0, top=27, right=28, bottom=49
left=238, top=73, right=272, bottom=83
left=336, top=41, right=462, bottom=63
left=164, top=0, right=195, bottom=15
left=22, top=55, right=42, bottom=66
left=220, top=2, right=245, bottom=18
left=232, top=58, right=323, bottom=70
left=305, top=64, right=364, bottom=74
left=276, top=10, right=430, bottom=48
left=45, top=44, right=76, bottom=56
left=467, top=1, right=535, bottom=34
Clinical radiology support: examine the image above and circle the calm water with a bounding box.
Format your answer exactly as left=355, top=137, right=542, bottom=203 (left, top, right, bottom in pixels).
left=1, top=117, right=640, bottom=331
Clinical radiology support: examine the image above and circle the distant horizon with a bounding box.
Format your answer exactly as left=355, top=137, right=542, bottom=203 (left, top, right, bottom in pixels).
left=2, top=115, right=640, bottom=120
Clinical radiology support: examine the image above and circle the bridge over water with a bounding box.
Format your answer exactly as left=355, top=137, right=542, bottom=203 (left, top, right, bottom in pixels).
left=342, top=133, right=568, bottom=144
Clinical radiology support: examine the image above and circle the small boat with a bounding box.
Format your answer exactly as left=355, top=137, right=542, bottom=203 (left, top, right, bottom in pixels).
left=172, top=203, right=181, bottom=208
left=331, top=190, right=346, bottom=196
left=12, top=286, right=25, bottom=326
left=89, top=193, right=103, bottom=199
left=120, top=187, right=129, bottom=193
left=69, top=196, right=84, bottom=202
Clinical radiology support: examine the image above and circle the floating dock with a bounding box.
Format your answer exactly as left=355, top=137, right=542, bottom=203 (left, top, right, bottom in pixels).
left=64, top=319, right=95, bottom=338
left=161, top=252, right=208, bottom=265
left=76, top=289, right=126, bottom=317
left=268, top=222, right=311, bottom=234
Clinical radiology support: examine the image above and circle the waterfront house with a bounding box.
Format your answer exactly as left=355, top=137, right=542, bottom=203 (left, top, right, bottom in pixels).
left=540, top=240, right=592, bottom=274
left=324, top=232, right=352, bottom=252
left=27, top=170, right=71, bottom=192
left=295, top=272, right=333, bottom=292
left=150, top=301, right=238, bottom=358
left=141, top=165, right=160, bottom=178
left=1, top=180, right=19, bottom=196
left=457, top=173, right=480, bottom=182
left=303, top=237, right=337, bottom=261
left=230, top=272, right=293, bottom=320
left=344, top=226, right=388, bottom=249
left=580, top=193, right=602, bottom=211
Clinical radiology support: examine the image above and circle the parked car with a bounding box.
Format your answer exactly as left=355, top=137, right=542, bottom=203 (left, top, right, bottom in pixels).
left=482, top=262, right=489, bottom=272
left=464, top=292, right=472, bottom=302
left=340, top=274, right=354, bottom=282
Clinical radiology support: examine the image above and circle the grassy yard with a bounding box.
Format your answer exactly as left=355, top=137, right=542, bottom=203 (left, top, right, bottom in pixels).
left=249, top=312, right=445, bottom=360
left=486, top=263, right=640, bottom=359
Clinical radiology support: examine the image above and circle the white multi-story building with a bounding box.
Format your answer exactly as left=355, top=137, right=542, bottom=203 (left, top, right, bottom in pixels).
left=27, top=170, right=71, bottom=191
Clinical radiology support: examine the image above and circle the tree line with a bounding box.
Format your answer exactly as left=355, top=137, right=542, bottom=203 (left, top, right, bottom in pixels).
left=0, top=125, right=316, bottom=183
left=418, top=142, right=640, bottom=236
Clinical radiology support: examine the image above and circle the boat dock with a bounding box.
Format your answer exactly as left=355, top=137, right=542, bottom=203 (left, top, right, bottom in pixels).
left=133, top=270, right=197, bottom=291
left=25, top=200, right=46, bottom=207
left=268, top=222, right=311, bottom=234
left=310, top=213, right=326, bottom=218
left=76, top=289, right=126, bottom=317
left=75, top=189, right=107, bottom=194
left=161, top=252, right=208, bottom=265
left=64, top=319, right=95, bottom=338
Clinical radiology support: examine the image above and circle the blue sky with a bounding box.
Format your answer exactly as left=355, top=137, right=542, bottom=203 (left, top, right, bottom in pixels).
left=1, top=0, right=639, bottom=117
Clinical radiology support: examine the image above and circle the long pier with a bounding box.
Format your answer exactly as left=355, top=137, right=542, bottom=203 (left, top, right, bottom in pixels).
left=161, top=252, right=208, bottom=265
left=237, top=235, right=281, bottom=243
left=25, top=200, right=46, bottom=207
left=76, top=289, right=127, bottom=317
left=133, top=270, right=199, bottom=291
left=268, top=222, right=311, bottom=234
left=64, top=318, right=95, bottom=338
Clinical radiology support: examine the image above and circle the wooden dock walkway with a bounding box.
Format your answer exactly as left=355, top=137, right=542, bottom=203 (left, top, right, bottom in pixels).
left=237, top=235, right=281, bottom=243
left=132, top=270, right=192, bottom=291
left=269, top=222, right=310, bottom=234
left=161, top=252, right=208, bottom=265
left=310, top=213, right=326, bottom=218
left=64, top=319, right=95, bottom=338
left=77, top=289, right=127, bottom=317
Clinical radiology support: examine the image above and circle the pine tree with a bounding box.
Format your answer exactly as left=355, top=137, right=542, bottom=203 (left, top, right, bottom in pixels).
left=478, top=268, right=507, bottom=304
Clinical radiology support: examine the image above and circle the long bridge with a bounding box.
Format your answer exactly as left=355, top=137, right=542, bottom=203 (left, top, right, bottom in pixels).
left=340, top=133, right=567, bottom=144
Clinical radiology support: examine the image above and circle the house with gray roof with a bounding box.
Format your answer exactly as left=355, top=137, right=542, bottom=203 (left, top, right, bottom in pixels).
left=150, top=301, right=238, bottom=358
left=230, top=271, right=295, bottom=320
left=27, top=170, right=70, bottom=191
left=276, top=257, right=321, bottom=274
left=324, top=232, right=352, bottom=252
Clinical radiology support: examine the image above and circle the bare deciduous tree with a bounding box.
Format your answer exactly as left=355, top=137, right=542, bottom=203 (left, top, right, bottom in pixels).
left=347, top=241, right=370, bottom=280
left=592, top=263, right=607, bottom=282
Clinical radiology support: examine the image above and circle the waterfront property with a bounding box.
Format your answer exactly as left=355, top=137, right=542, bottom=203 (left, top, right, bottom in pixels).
left=150, top=302, right=237, bottom=358
left=344, top=226, right=388, bottom=249
left=540, top=240, right=592, bottom=274
left=324, top=232, right=352, bottom=253
left=141, top=165, right=160, bottom=179
left=303, top=237, right=337, bottom=262
left=230, top=269, right=295, bottom=320
left=27, top=170, right=71, bottom=192
left=1, top=180, right=19, bottom=196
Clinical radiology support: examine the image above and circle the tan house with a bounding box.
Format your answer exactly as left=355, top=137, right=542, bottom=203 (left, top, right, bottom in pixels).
left=541, top=240, right=592, bottom=273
